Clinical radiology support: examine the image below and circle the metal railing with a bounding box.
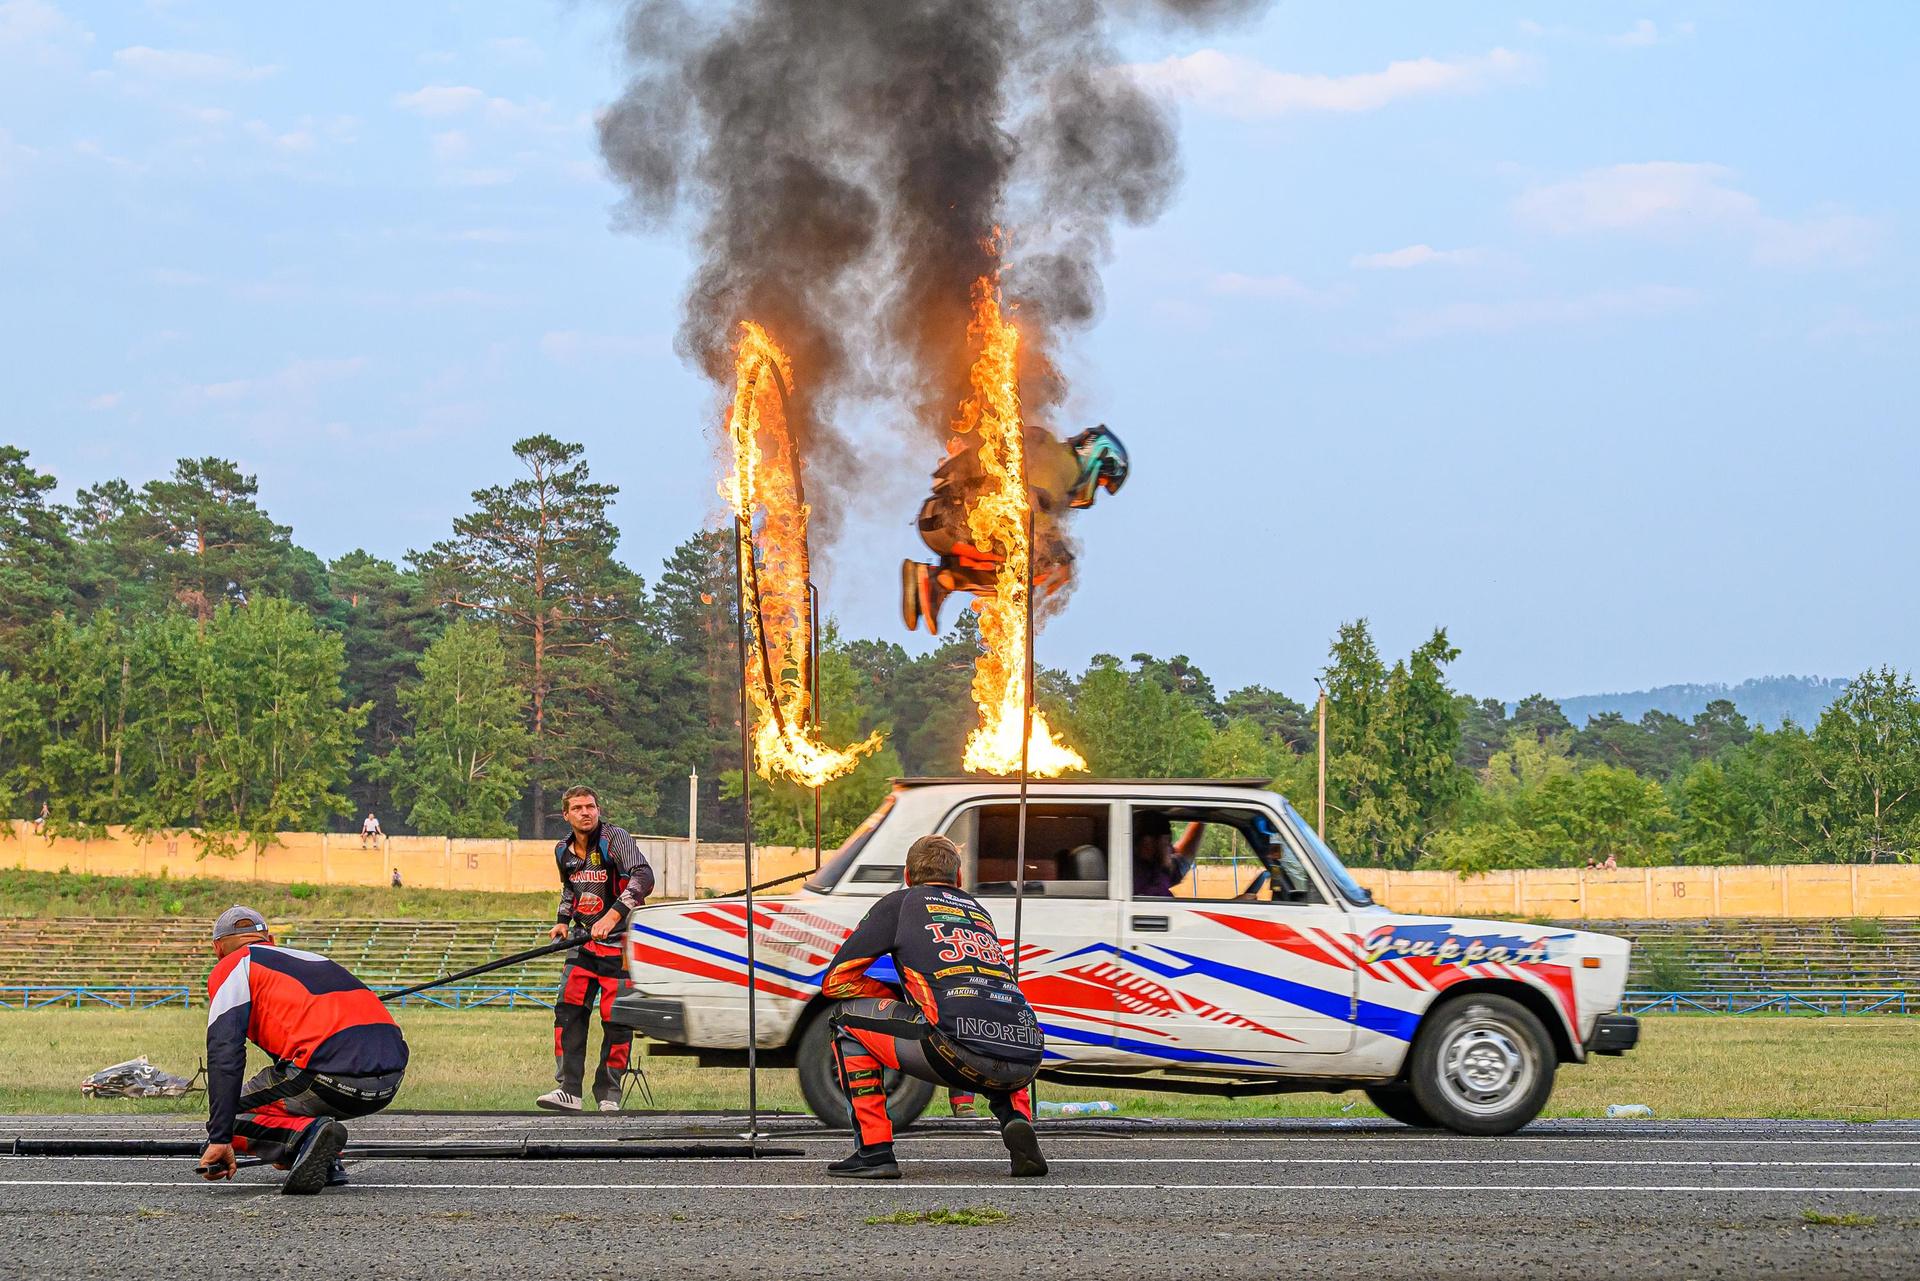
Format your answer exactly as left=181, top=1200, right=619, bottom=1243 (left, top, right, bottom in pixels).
left=0, top=985, right=195, bottom=1011
left=0, top=982, right=557, bottom=1011
left=1625, top=989, right=1912, bottom=1015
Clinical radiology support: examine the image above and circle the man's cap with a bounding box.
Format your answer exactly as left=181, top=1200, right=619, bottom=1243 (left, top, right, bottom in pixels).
left=212, top=905, right=268, bottom=942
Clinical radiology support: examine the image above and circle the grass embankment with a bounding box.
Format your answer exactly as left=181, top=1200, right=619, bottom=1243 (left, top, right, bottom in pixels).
left=0, top=868, right=554, bottom=921
left=3, top=1011, right=1914, bottom=1121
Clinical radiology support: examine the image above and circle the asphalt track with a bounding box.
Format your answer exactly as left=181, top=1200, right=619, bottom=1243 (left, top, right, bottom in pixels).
left=4, top=1115, right=1919, bottom=1279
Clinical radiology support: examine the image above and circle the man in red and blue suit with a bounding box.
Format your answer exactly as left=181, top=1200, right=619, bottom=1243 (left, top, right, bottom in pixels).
left=196, top=905, right=409, bottom=1195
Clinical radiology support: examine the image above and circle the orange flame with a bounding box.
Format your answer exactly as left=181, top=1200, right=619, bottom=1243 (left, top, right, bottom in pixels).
left=954, top=279, right=1086, bottom=777
left=722, top=320, right=882, bottom=787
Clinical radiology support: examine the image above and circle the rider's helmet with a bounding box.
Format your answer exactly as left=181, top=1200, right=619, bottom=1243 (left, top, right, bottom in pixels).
left=1065, top=425, right=1129, bottom=509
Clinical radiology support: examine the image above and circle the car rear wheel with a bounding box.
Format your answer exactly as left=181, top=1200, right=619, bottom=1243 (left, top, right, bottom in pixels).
left=1364, top=1083, right=1438, bottom=1128
left=1406, top=993, right=1555, bottom=1136
left=794, top=1006, right=935, bottom=1131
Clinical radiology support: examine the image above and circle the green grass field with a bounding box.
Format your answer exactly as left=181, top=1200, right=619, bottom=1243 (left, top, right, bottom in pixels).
left=3, top=1010, right=1914, bottom=1122
left=0, top=868, right=555, bottom=921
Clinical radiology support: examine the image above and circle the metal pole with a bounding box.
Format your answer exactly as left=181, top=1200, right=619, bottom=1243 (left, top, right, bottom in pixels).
left=808, top=580, right=822, bottom=872
left=732, top=517, right=760, bottom=1148
left=688, top=768, right=699, bottom=902
left=1316, top=683, right=1328, bottom=839
left=1012, top=508, right=1033, bottom=983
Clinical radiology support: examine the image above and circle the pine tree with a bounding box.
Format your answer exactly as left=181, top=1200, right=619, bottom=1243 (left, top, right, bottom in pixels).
left=412, top=436, right=653, bottom=836
left=372, top=620, right=530, bottom=837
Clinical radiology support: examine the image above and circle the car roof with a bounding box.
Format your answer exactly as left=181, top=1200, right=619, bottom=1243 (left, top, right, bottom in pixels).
left=891, top=776, right=1275, bottom=789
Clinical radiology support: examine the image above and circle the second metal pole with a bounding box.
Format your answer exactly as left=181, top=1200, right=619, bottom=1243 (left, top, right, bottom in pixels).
left=733, top=517, right=760, bottom=1147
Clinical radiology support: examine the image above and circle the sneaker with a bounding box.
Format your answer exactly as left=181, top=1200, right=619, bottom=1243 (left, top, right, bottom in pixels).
left=536, top=1089, right=583, bottom=1112
left=826, top=1146, right=900, bottom=1180
left=282, top=1120, right=348, bottom=1196
left=598, top=1099, right=621, bottom=1113
left=1002, top=1117, right=1047, bottom=1178
left=949, top=1094, right=980, bottom=1119
left=326, top=1158, right=349, bottom=1188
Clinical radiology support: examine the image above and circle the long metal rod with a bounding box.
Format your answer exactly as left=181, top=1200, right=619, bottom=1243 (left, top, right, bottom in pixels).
left=21, top=1138, right=800, bottom=1162
left=1316, top=683, right=1328, bottom=839
left=378, top=932, right=601, bottom=1002
left=1011, top=494, right=1034, bottom=984
left=808, top=579, right=822, bottom=872
left=732, top=515, right=760, bottom=1148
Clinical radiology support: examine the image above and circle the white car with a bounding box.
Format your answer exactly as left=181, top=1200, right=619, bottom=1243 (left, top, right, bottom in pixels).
left=612, top=777, right=1640, bottom=1135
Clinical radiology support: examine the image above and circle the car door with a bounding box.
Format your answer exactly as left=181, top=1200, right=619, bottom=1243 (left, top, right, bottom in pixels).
left=938, top=798, right=1125, bottom=1065
left=1116, top=801, right=1357, bottom=1060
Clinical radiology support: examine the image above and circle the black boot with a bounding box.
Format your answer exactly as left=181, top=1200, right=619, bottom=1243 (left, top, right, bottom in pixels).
left=1001, top=1118, right=1047, bottom=1178
left=826, top=1145, right=900, bottom=1180
left=326, top=1158, right=349, bottom=1188
left=282, top=1119, right=349, bottom=1196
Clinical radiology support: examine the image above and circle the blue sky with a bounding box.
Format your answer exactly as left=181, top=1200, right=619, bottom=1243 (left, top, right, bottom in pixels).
left=3, top=2, right=1913, bottom=703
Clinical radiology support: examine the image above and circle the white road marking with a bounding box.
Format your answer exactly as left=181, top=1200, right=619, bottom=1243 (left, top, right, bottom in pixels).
left=292, top=1157, right=1920, bottom=1167
left=4, top=1178, right=1920, bottom=1194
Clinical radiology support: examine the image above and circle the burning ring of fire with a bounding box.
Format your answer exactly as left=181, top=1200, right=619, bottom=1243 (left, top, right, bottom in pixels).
left=722, top=321, right=883, bottom=788
left=955, top=277, right=1084, bottom=777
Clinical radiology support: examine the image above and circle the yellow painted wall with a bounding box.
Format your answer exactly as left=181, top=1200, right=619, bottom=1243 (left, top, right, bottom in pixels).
left=3, top=821, right=1919, bottom=917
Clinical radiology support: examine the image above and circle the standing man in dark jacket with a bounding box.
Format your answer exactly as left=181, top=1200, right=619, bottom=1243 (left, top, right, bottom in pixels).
left=537, top=785, right=655, bottom=1112
left=819, top=834, right=1047, bottom=1181
left=196, top=906, right=409, bottom=1195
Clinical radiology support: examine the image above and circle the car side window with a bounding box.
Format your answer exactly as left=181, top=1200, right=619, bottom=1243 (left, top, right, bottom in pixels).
left=942, top=802, right=1111, bottom=899
left=1130, top=804, right=1325, bottom=905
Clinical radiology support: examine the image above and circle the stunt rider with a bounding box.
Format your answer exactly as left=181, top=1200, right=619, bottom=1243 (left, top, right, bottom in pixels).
left=537, top=785, right=655, bottom=1113
left=819, top=834, right=1048, bottom=1181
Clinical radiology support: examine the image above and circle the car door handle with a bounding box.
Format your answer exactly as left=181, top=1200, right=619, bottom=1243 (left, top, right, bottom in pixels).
left=1131, top=915, right=1169, bottom=932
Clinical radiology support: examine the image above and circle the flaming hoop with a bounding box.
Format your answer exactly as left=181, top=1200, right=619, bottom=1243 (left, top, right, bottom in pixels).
left=722, top=321, right=882, bottom=787
left=953, top=279, right=1086, bottom=778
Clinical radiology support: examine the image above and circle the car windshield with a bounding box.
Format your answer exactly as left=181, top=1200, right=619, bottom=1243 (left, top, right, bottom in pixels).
left=1279, top=797, right=1374, bottom=906
left=804, top=792, right=897, bottom=893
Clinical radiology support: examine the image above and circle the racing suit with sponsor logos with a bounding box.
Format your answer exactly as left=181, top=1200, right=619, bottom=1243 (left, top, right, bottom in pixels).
left=821, top=882, right=1041, bottom=1148
left=553, top=823, right=655, bottom=1104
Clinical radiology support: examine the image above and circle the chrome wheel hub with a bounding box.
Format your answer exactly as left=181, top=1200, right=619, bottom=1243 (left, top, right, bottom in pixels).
left=1438, top=1015, right=1534, bottom=1115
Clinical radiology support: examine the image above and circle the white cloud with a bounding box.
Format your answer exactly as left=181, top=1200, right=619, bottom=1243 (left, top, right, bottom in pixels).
left=486, top=36, right=542, bottom=64
left=243, top=120, right=314, bottom=152
left=0, top=125, right=36, bottom=178
left=1521, top=17, right=1695, bottom=46
left=1516, top=162, right=1879, bottom=266
left=193, top=356, right=367, bottom=404
left=84, top=392, right=122, bottom=411
left=1130, top=46, right=1531, bottom=118
left=1351, top=244, right=1479, bottom=270
left=538, top=331, right=661, bottom=364
left=1609, top=18, right=1694, bottom=47
left=1390, top=284, right=1697, bottom=340
left=1209, top=271, right=1313, bottom=299
left=393, top=83, right=533, bottom=124
left=112, top=45, right=277, bottom=82
left=0, top=0, right=91, bottom=62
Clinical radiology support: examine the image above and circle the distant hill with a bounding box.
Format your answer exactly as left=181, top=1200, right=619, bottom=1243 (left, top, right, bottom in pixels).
left=1539, top=676, right=1850, bottom=730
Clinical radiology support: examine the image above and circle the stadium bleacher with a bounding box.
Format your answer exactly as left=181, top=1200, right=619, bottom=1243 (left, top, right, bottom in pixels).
left=1, top=915, right=1915, bottom=1006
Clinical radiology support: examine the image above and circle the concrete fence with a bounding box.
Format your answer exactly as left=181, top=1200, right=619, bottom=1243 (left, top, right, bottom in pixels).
left=0, top=822, right=820, bottom=900
left=5, top=822, right=1919, bottom=918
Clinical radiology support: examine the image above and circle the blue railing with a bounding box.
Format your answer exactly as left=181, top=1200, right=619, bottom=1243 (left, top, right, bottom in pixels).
left=0, top=985, right=195, bottom=1011
left=1625, top=989, right=1911, bottom=1015
left=0, top=983, right=556, bottom=1011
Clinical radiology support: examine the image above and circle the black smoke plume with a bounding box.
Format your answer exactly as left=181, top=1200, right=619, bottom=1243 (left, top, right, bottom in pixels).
left=597, top=0, right=1264, bottom=544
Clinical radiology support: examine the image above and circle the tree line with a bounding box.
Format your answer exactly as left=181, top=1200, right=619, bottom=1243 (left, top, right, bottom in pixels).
left=1, top=440, right=1914, bottom=867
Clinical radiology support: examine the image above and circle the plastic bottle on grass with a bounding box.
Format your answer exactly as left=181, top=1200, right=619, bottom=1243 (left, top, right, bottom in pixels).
left=1605, top=1103, right=1654, bottom=1119
left=1036, top=1100, right=1117, bottom=1117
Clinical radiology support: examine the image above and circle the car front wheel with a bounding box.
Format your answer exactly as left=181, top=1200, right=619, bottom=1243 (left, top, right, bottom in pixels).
left=794, top=1006, right=935, bottom=1131
left=1406, top=993, right=1555, bottom=1136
